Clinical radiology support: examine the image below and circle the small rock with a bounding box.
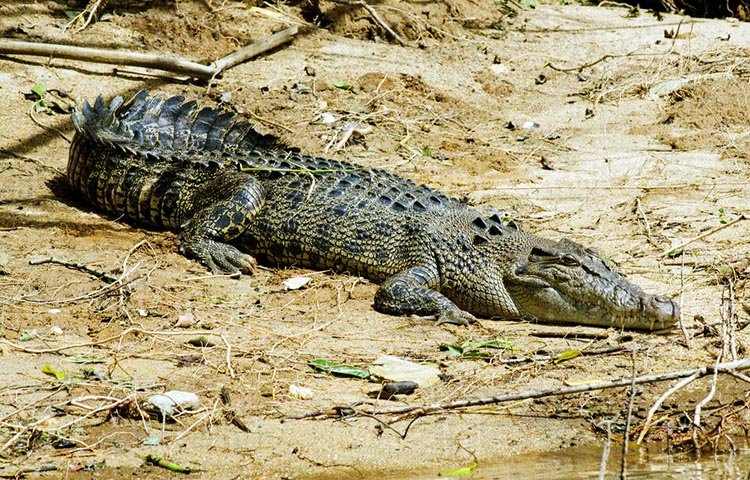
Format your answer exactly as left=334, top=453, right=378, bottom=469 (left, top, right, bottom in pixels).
left=146, top=391, right=201, bottom=417
left=320, top=112, right=337, bottom=124
left=370, top=355, right=441, bottom=387
left=368, top=381, right=419, bottom=400
left=284, top=276, right=312, bottom=290
left=289, top=384, right=313, bottom=400
left=175, top=312, right=197, bottom=328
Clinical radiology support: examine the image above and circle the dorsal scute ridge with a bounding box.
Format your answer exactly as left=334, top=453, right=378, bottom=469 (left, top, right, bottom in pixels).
left=71, top=89, right=278, bottom=159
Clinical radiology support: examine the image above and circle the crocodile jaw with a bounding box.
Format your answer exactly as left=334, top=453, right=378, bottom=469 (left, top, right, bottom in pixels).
left=507, top=281, right=679, bottom=330
left=503, top=237, right=680, bottom=331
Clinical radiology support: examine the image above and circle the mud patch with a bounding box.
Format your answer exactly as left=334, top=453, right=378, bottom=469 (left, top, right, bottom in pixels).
left=652, top=77, right=750, bottom=159
left=300, top=0, right=506, bottom=43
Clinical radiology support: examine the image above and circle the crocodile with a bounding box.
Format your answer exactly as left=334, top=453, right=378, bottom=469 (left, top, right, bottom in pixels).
left=67, top=90, right=679, bottom=330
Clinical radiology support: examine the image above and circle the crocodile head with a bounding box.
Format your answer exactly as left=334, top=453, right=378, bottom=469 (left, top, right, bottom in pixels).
left=503, top=236, right=679, bottom=331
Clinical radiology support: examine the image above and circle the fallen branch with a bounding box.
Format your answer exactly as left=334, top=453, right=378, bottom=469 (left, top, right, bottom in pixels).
left=0, top=39, right=214, bottom=78
left=209, top=26, right=299, bottom=78
left=0, top=26, right=299, bottom=81
left=286, top=359, right=750, bottom=419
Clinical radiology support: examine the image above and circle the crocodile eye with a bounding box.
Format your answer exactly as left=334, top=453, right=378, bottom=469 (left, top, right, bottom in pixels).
left=561, top=254, right=581, bottom=266
left=529, top=247, right=554, bottom=261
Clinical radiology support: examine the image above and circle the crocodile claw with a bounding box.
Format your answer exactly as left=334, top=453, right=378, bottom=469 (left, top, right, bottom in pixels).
left=435, top=308, right=477, bottom=326
left=205, top=244, right=257, bottom=275
left=181, top=239, right=256, bottom=276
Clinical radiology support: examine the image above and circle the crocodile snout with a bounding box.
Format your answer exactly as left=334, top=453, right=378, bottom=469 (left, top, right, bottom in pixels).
left=645, top=295, right=680, bottom=330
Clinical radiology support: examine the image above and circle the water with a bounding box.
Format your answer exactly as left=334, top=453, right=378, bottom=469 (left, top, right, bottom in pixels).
left=397, top=443, right=750, bottom=480
left=479, top=446, right=750, bottom=480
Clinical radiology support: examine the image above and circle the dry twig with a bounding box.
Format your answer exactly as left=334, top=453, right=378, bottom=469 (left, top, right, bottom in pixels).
left=329, top=0, right=407, bottom=46
left=63, top=0, right=108, bottom=32
left=29, top=256, right=120, bottom=283
left=287, top=359, right=750, bottom=420
left=209, top=26, right=299, bottom=81
left=621, top=348, right=637, bottom=478
left=660, top=215, right=747, bottom=257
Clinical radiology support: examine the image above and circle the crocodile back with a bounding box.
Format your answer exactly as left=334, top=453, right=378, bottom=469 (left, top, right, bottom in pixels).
left=70, top=89, right=277, bottom=156
left=67, top=90, right=481, bottom=279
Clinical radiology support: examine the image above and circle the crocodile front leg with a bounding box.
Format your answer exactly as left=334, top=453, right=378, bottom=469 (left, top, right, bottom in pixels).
left=374, top=266, right=477, bottom=325
left=178, top=173, right=264, bottom=275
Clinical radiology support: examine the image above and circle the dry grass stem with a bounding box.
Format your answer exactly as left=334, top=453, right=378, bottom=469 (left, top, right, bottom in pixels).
left=170, top=397, right=221, bottom=445
left=660, top=215, right=747, bottom=257
left=63, top=0, right=107, bottom=32
left=0, top=414, right=55, bottom=453
left=692, top=354, right=722, bottom=449
left=678, top=253, right=690, bottom=346
left=621, top=347, right=637, bottom=478
left=635, top=371, right=700, bottom=444
left=329, top=0, right=406, bottom=46
left=29, top=257, right=120, bottom=284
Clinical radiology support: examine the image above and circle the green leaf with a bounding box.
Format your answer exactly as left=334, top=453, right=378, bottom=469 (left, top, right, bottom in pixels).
left=329, top=365, right=371, bottom=379
left=421, top=146, right=433, bottom=158
left=439, top=344, right=464, bottom=357
left=667, top=248, right=684, bottom=258
left=41, top=364, right=66, bottom=380
left=461, top=350, right=491, bottom=359
left=462, top=337, right=517, bottom=350
left=333, top=82, right=353, bottom=91
left=718, top=207, right=729, bottom=224
left=31, top=83, right=47, bottom=98
left=438, top=462, right=477, bottom=476
left=64, top=10, right=82, bottom=19
left=309, top=359, right=338, bottom=370
left=144, top=454, right=192, bottom=474
left=554, top=349, right=581, bottom=364
left=308, top=359, right=370, bottom=379
left=19, top=331, right=38, bottom=342
left=34, top=99, right=48, bottom=113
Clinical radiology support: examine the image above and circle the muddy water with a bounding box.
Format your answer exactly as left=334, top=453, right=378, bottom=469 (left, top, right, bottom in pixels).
left=394, top=443, right=750, bottom=479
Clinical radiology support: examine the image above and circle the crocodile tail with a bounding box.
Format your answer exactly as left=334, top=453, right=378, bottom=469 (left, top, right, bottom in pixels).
left=71, top=89, right=277, bottom=154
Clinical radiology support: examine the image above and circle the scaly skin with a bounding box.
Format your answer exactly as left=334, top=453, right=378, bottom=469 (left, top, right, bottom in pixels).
left=67, top=90, right=679, bottom=330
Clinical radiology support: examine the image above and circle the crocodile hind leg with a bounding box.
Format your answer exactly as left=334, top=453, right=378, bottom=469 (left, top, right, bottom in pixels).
left=178, top=173, right=265, bottom=275
left=374, top=266, right=477, bottom=325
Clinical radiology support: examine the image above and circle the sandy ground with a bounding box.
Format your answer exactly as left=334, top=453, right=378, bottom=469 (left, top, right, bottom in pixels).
left=0, top=1, right=749, bottom=478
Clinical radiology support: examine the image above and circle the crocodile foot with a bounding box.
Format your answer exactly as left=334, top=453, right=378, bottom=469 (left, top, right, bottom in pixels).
left=181, top=239, right=257, bottom=275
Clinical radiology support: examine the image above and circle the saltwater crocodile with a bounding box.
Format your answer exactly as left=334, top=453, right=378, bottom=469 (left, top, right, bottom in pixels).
left=67, top=90, right=678, bottom=330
